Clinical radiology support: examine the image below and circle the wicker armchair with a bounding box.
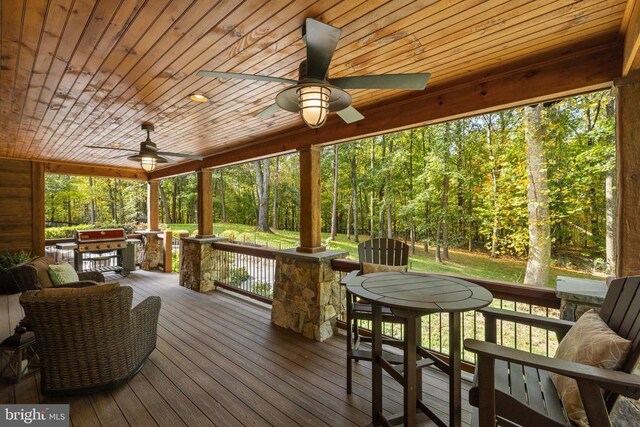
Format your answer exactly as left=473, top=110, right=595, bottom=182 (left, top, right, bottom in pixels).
left=10, top=256, right=105, bottom=293
left=20, top=283, right=161, bottom=395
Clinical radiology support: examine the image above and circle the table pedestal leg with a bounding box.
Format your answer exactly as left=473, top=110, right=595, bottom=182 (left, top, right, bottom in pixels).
left=372, top=304, right=383, bottom=426
left=449, top=312, right=461, bottom=427
left=404, top=315, right=418, bottom=426
left=416, top=317, right=422, bottom=400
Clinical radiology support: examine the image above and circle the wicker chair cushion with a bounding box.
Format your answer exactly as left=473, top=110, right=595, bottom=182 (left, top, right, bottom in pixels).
left=48, top=263, right=79, bottom=286
left=34, top=282, right=120, bottom=298
left=362, top=262, right=408, bottom=274
left=29, top=257, right=56, bottom=288
left=550, top=310, right=631, bottom=427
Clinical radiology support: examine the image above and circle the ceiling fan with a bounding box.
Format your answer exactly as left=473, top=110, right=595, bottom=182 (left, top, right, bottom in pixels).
left=197, top=18, right=431, bottom=128
left=86, top=123, right=204, bottom=172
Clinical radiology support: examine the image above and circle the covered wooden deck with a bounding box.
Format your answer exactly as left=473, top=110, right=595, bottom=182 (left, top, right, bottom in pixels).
left=0, top=270, right=472, bottom=427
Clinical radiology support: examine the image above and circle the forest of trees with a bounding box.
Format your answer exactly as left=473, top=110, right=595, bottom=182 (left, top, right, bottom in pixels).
left=45, top=91, right=615, bottom=286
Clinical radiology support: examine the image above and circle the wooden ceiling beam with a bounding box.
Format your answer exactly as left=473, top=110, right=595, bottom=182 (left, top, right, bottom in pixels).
left=623, top=0, right=640, bottom=75
left=150, top=44, right=621, bottom=180
left=44, top=160, right=148, bottom=181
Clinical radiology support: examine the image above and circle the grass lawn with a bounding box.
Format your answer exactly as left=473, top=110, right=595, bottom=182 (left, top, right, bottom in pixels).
left=167, top=223, right=601, bottom=288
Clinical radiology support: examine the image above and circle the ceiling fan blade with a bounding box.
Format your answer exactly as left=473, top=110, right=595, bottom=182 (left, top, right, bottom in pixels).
left=329, top=73, right=431, bottom=90
left=156, top=151, right=204, bottom=160
left=197, top=70, right=296, bottom=85
left=304, top=18, right=341, bottom=80
left=337, top=106, right=365, bottom=124
left=110, top=154, right=134, bottom=159
left=86, top=145, right=138, bottom=152
left=256, top=103, right=281, bottom=118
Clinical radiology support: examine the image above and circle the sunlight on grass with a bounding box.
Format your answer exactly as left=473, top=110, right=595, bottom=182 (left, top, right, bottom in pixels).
left=167, top=223, right=600, bottom=287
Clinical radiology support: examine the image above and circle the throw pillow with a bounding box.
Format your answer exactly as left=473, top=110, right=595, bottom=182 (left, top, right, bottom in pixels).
left=550, top=310, right=631, bottom=427
left=47, top=263, right=80, bottom=286
left=362, top=262, right=408, bottom=274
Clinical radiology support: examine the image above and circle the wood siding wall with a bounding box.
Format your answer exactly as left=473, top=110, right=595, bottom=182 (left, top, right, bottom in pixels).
left=0, top=159, right=44, bottom=256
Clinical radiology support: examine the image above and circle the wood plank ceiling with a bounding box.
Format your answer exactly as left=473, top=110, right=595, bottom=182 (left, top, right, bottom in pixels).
left=0, top=0, right=631, bottom=171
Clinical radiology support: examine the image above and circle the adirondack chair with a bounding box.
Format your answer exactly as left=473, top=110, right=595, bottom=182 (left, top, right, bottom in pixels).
left=342, top=238, right=410, bottom=394
left=464, top=276, right=640, bottom=426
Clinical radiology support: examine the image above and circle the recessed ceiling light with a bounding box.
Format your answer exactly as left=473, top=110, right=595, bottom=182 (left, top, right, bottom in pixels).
left=190, top=94, right=208, bottom=103
left=110, top=142, right=123, bottom=148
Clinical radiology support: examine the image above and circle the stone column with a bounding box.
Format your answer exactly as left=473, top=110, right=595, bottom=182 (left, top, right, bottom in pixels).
left=179, top=237, right=227, bottom=292
left=271, top=249, right=348, bottom=341
left=135, top=230, right=162, bottom=271
left=556, top=276, right=607, bottom=321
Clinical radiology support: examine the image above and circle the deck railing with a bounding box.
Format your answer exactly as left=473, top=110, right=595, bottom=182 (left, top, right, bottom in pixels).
left=211, top=241, right=276, bottom=304
left=331, top=259, right=562, bottom=367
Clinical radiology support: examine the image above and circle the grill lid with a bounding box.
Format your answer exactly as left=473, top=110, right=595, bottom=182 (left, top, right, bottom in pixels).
left=74, top=228, right=127, bottom=243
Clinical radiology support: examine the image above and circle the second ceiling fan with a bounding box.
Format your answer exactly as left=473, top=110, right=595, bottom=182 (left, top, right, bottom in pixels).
left=197, top=18, right=431, bottom=128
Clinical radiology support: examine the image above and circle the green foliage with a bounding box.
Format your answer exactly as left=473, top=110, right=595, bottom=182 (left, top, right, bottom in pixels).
left=220, top=230, right=237, bottom=241
left=45, top=222, right=145, bottom=239
left=171, top=251, right=180, bottom=273
left=0, top=251, right=33, bottom=273
left=229, top=267, right=250, bottom=286
left=253, top=281, right=273, bottom=298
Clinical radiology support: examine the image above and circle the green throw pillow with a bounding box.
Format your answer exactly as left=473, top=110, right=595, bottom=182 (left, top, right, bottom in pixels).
left=48, top=263, right=80, bottom=286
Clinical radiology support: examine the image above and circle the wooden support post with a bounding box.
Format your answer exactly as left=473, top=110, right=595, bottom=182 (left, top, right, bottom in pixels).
left=31, top=162, right=45, bottom=257
left=615, top=73, right=640, bottom=276
left=297, top=146, right=325, bottom=253
left=163, top=230, right=173, bottom=273
left=147, top=180, right=159, bottom=231
left=197, top=169, right=213, bottom=238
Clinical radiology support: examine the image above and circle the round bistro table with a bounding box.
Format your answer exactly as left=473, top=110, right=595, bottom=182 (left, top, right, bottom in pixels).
left=346, top=271, right=493, bottom=427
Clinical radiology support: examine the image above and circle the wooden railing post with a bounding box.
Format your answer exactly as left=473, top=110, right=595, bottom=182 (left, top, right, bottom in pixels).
left=297, top=146, right=325, bottom=253
left=615, top=73, right=640, bottom=276
left=197, top=169, right=213, bottom=238
left=163, top=230, right=173, bottom=273
left=147, top=180, right=159, bottom=231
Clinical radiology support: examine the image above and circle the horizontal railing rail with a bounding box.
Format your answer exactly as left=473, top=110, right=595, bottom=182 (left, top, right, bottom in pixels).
left=331, top=258, right=562, bottom=367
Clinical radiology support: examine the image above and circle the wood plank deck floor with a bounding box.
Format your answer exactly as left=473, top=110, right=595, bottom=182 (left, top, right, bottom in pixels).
left=0, top=270, right=472, bottom=426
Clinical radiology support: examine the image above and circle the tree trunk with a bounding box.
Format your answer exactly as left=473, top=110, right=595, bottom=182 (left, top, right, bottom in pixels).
left=220, top=170, right=227, bottom=223
left=442, top=174, right=450, bottom=260
left=272, top=158, right=279, bottom=229
left=350, top=153, right=359, bottom=243
left=330, top=145, right=339, bottom=240
left=89, top=176, right=96, bottom=224
left=486, top=116, right=500, bottom=257
left=524, top=104, right=551, bottom=287
left=409, top=130, right=416, bottom=254
left=370, top=139, right=375, bottom=238
left=386, top=136, right=393, bottom=239
left=172, top=178, right=178, bottom=224
left=159, top=184, right=171, bottom=223
left=253, top=159, right=271, bottom=232
left=346, top=196, right=352, bottom=240
left=605, top=98, right=616, bottom=274
left=435, top=217, right=442, bottom=263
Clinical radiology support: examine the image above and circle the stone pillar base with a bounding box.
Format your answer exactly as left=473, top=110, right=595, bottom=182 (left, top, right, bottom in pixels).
left=135, top=230, right=162, bottom=271
left=271, top=249, right=348, bottom=342
left=179, top=237, right=226, bottom=292
left=556, top=276, right=607, bottom=321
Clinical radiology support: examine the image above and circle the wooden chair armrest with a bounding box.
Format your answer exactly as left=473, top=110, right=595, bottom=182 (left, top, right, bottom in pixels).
left=464, top=339, right=640, bottom=398
left=340, top=270, right=361, bottom=286
left=479, top=307, right=574, bottom=341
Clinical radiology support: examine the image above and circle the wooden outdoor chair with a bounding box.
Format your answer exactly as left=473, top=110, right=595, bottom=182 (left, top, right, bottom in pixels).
left=465, top=276, right=640, bottom=426
left=342, top=238, right=409, bottom=394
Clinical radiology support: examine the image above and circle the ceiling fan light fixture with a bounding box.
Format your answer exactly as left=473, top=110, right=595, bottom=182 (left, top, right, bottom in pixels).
left=190, top=93, right=208, bottom=103
left=140, top=156, right=157, bottom=172
left=298, top=86, right=330, bottom=128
